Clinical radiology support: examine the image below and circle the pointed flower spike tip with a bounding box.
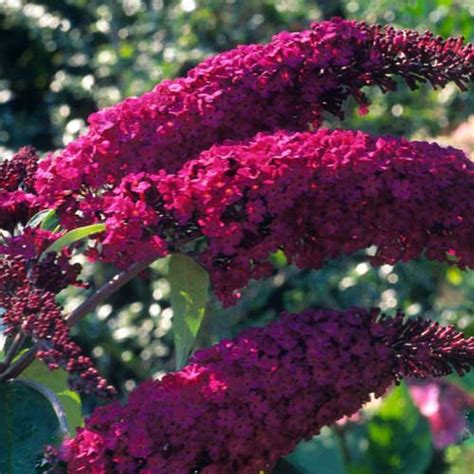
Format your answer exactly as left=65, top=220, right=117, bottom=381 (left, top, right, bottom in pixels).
left=376, top=312, right=474, bottom=380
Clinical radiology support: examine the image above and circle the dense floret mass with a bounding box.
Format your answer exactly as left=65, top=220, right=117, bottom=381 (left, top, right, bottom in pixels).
left=0, top=146, right=38, bottom=193
left=0, top=146, right=40, bottom=232
left=85, top=128, right=474, bottom=303
left=55, top=308, right=474, bottom=473
left=35, top=19, right=474, bottom=209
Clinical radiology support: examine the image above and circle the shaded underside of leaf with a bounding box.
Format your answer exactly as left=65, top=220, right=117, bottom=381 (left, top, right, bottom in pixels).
left=169, top=253, right=210, bottom=369
left=0, top=381, right=61, bottom=474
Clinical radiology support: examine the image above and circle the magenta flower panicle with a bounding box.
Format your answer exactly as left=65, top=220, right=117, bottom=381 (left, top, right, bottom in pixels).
left=56, top=308, right=474, bottom=473
left=91, top=128, right=474, bottom=303
left=36, top=19, right=474, bottom=208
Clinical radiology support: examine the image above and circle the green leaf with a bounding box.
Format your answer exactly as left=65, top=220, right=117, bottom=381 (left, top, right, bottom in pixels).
left=20, top=360, right=83, bottom=435
left=448, top=371, right=474, bottom=393
left=359, top=384, right=433, bottom=474
left=169, top=253, right=209, bottom=369
left=0, top=380, right=64, bottom=474
left=42, top=223, right=106, bottom=256
left=270, top=249, right=288, bottom=268
left=26, top=209, right=60, bottom=232
left=0, top=314, right=6, bottom=358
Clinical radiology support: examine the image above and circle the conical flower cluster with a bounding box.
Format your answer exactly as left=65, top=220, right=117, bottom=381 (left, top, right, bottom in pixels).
left=92, top=128, right=474, bottom=303
left=35, top=18, right=474, bottom=214
left=57, top=309, right=474, bottom=473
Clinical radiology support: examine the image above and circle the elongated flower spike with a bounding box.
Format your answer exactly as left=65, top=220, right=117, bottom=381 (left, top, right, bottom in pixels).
left=382, top=314, right=474, bottom=379
left=85, top=128, right=474, bottom=303
left=54, top=308, right=474, bottom=473
left=36, top=19, right=474, bottom=208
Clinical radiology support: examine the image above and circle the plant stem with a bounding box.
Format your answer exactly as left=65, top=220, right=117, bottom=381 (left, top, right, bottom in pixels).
left=0, top=255, right=159, bottom=381
left=333, top=426, right=352, bottom=468
left=0, top=333, right=26, bottom=372
left=0, top=345, right=37, bottom=381
left=66, top=256, right=159, bottom=327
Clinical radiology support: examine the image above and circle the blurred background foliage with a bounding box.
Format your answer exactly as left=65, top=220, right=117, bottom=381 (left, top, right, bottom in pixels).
left=1, top=1, right=473, bottom=473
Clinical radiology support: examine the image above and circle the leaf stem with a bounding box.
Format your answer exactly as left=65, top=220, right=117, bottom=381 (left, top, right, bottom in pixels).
left=0, top=345, right=38, bottom=381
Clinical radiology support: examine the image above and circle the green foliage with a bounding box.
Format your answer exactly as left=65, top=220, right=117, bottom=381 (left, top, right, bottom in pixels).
left=42, top=223, right=105, bottom=256
left=278, top=385, right=433, bottom=474
left=26, top=209, right=60, bottom=232
left=20, top=360, right=83, bottom=435
left=445, top=441, right=474, bottom=474
left=359, top=385, right=433, bottom=474
left=169, top=254, right=209, bottom=369
left=0, top=380, right=63, bottom=474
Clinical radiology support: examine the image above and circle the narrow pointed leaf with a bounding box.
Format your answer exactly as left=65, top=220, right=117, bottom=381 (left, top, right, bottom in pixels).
left=26, top=209, right=60, bottom=231
left=169, top=254, right=209, bottom=369
left=42, top=223, right=105, bottom=256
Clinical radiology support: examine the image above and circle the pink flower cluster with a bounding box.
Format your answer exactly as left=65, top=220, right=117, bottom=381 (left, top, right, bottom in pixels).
left=0, top=146, right=40, bottom=233
left=0, top=230, right=115, bottom=397
left=93, top=128, right=474, bottom=303
left=409, top=380, right=474, bottom=448
left=35, top=19, right=474, bottom=210
left=55, top=308, right=474, bottom=473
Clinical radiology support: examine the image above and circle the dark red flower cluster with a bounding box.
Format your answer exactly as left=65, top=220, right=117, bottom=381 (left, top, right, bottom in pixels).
left=35, top=19, right=474, bottom=211
left=0, top=146, right=38, bottom=194
left=0, top=146, right=40, bottom=233
left=1, top=227, right=58, bottom=259
left=55, top=308, right=474, bottom=473
left=0, top=227, right=86, bottom=292
left=0, top=234, right=114, bottom=397
left=88, top=128, right=474, bottom=303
